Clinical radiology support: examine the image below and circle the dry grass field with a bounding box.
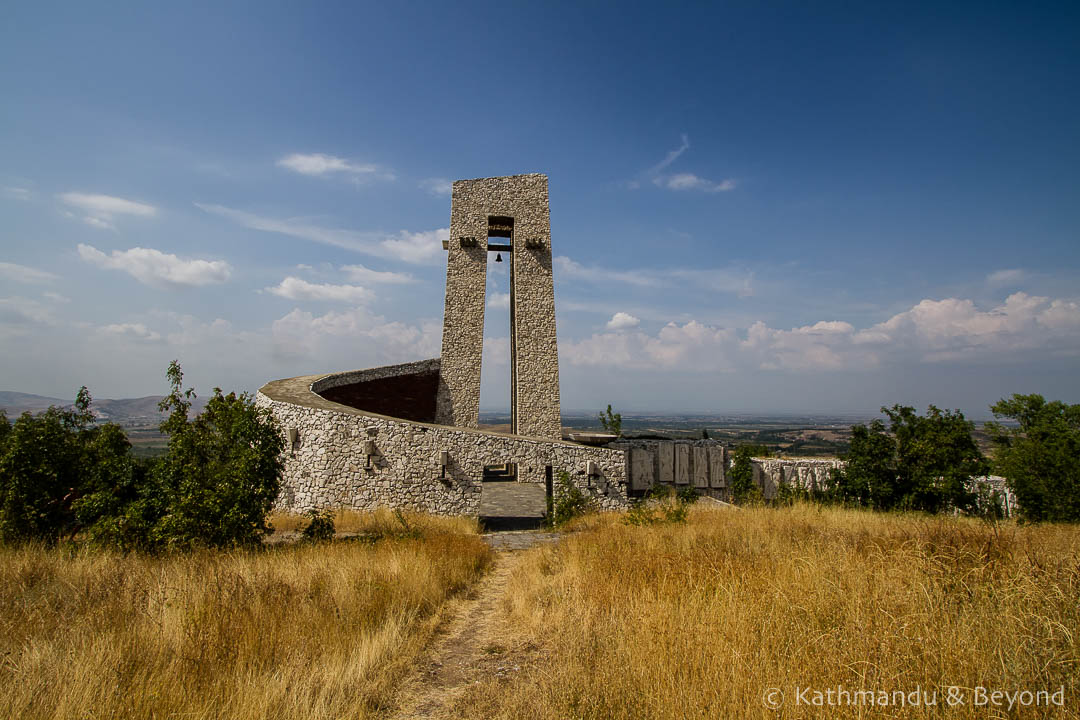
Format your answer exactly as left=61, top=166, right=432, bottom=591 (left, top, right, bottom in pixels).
left=3, top=504, right=1079, bottom=719
left=456, top=505, right=1080, bottom=719
left=0, top=510, right=490, bottom=720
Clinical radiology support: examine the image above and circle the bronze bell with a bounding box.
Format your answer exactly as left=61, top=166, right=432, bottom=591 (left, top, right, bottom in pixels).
left=495, top=253, right=503, bottom=263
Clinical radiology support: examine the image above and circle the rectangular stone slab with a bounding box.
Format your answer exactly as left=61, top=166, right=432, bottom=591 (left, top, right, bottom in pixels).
left=708, top=446, right=726, bottom=488
left=674, top=444, right=691, bottom=485
left=692, top=446, right=709, bottom=488
left=656, top=442, right=674, bottom=485
left=629, top=448, right=654, bottom=491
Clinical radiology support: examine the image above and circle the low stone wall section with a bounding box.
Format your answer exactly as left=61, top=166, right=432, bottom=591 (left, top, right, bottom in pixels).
left=257, top=364, right=628, bottom=515
left=752, top=457, right=844, bottom=499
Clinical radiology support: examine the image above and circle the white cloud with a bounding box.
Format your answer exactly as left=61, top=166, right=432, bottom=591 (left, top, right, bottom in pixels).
left=487, top=292, right=510, bottom=310
left=482, top=336, right=510, bottom=366
left=59, top=192, right=156, bottom=229
left=986, top=268, right=1027, bottom=287
left=555, top=255, right=753, bottom=296
left=606, top=312, right=640, bottom=330
left=196, top=203, right=447, bottom=265
left=629, top=134, right=736, bottom=194
left=100, top=322, right=162, bottom=342
left=647, top=134, right=690, bottom=175
left=562, top=292, right=1080, bottom=373
left=43, top=292, right=69, bottom=303
left=655, top=173, right=736, bottom=193
left=420, top=178, right=453, bottom=196
left=340, top=264, right=415, bottom=285
left=271, top=306, right=440, bottom=363
left=77, top=244, right=232, bottom=288
left=0, top=262, right=58, bottom=285
left=265, top=276, right=372, bottom=304
left=276, top=153, right=394, bottom=181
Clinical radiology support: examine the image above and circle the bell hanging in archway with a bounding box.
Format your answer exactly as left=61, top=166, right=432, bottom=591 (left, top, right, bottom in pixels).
left=495, top=253, right=503, bottom=263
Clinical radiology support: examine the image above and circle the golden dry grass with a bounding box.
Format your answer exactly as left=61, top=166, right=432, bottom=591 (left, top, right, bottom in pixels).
left=457, top=504, right=1080, bottom=719
left=0, top=512, right=491, bottom=720
left=268, top=507, right=458, bottom=534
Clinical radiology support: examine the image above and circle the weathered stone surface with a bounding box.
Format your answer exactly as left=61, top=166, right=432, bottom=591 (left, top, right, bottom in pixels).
left=692, top=446, right=709, bottom=488
left=657, top=442, right=674, bottom=485
left=708, top=446, right=726, bottom=488
left=674, top=444, right=690, bottom=485
left=258, top=368, right=628, bottom=515
left=630, top=448, right=654, bottom=491
left=437, top=175, right=560, bottom=441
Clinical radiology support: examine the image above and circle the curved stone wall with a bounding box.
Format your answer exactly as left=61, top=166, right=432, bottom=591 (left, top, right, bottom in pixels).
left=256, top=362, right=628, bottom=515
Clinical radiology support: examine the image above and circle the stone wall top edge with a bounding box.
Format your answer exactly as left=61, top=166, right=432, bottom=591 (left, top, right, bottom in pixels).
left=258, top=369, right=618, bottom=454
left=452, top=173, right=547, bottom=186
left=309, top=358, right=440, bottom=393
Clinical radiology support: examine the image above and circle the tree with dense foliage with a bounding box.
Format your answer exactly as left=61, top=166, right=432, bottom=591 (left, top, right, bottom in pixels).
left=988, top=394, right=1080, bottom=523
left=834, top=405, right=988, bottom=513
left=0, top=388, right=134, bottom=544
left=147, top=360, right=285, bottom=549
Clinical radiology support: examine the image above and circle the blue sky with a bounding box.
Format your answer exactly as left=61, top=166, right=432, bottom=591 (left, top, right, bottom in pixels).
left=1, top=1, right=1078, bottom=417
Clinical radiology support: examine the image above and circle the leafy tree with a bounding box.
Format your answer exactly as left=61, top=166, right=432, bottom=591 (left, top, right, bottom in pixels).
left=149, top=360, right=285, bottom=549
left=598, top=404, right=622, bottom=437
left=0, top=388, right=132, bottom=544
left=988, top=394, right=1080, bottom=522
left=836, top=405, right=988, bottom=513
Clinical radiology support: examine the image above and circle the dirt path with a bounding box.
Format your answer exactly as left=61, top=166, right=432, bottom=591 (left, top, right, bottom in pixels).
left=389, top=531, right=557, bottom=720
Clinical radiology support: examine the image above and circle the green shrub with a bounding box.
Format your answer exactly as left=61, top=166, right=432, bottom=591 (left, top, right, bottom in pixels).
left=300, top=509, right=335, bottom=542
left=549, top=471, right=589, bottom=527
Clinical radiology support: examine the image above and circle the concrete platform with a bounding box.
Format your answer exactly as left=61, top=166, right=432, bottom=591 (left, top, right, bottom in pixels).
left=479, top=480, right=547, bottom=531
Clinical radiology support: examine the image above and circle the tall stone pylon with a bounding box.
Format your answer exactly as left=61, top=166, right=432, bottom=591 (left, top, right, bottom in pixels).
left=435, top=174, right=561, bottom=441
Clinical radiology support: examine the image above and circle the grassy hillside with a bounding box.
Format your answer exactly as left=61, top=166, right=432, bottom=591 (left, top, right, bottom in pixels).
left=0, top=511, right=490, bottom=719
left=457, top=506, right=1080, bottom=719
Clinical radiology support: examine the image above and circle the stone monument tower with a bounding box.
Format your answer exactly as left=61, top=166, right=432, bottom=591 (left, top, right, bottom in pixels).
left=435, top=174, right=561, bottom=440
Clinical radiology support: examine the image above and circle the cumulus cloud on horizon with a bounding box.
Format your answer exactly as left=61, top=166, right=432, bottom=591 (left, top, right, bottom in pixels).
left=562, top=292, right=1080, bottom=372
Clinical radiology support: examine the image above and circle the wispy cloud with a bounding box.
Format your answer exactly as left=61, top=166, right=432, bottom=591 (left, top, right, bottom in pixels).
left=419, top=178, right=453, bottom=196
left=2, top=186, right=32, bottom=201
left=647, top=133, right=690, bottom=175
left=276, top=153, right=395, bottom=182
left=555, top=255, right=754, bottom=296
left=265, top=276, right=372, bottom=303
left=341, top=264, right=415, bottom=284
left=655, top=173, right=736, bottom=193
left=196, top=203, right=447, bottom=265
left=59, top=192, right=156, bottom=230
left=986, top=268, right=1027, bottom=287
left=628, top=135, right=736, bottom=194
left=0, top=262, right=58, bottom=285
left=77, top=244, right=232, bottom=288
left=100, top=322, right=162, bottom=342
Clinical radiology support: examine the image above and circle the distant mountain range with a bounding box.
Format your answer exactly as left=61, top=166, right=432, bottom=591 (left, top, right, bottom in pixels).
left=0, top=391, right=207, bottom=427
